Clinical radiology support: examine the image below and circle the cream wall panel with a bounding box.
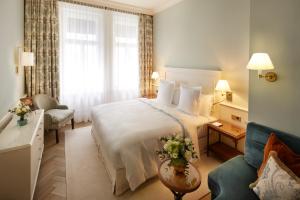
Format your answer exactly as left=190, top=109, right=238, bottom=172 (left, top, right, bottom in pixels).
left=153, top=0, right=250, bottom=108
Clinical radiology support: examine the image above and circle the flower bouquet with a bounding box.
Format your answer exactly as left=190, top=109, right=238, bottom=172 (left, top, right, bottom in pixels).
left=157, top=135, right=198, bottom=175
left=9, top=102, right=31, bottom=126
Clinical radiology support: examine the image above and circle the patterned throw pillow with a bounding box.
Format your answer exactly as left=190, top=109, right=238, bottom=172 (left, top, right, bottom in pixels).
left=250, top=151, right=300, bottom=200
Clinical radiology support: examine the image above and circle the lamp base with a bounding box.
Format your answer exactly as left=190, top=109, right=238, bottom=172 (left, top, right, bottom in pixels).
left=226, top=91, right=233, bottom=101
left=259, top=72, right=277, bottom=82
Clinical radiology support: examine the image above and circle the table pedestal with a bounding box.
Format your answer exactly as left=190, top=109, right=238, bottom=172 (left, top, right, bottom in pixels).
left=171, top=189, right=186, bottom=200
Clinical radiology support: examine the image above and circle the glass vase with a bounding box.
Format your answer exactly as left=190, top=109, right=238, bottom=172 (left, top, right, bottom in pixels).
left=17, top=115, right=27, bottom=126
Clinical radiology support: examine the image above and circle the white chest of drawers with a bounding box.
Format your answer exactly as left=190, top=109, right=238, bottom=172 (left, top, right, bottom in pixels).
left=0, top=110, right=44, bottom=200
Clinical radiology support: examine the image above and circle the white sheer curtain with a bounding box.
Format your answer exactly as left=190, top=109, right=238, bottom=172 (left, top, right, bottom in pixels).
left=59, top=2, right=139, bottom=122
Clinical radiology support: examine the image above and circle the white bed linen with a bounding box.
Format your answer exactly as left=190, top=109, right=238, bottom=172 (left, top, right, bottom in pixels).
left=91, top=98, right=214, bottom=191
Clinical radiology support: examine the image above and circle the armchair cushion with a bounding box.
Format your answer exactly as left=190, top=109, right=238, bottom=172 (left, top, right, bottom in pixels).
left=45, top=109, right=74, bottom=130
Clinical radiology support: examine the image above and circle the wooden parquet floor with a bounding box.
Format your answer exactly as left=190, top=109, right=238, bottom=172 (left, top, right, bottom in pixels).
left=33, top=123, right=91, bottom=200
left=33, top=129, right=67, bottom=200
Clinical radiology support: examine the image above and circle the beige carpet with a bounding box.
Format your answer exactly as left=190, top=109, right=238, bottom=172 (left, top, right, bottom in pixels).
left=65, top=127, right=221, bottom=200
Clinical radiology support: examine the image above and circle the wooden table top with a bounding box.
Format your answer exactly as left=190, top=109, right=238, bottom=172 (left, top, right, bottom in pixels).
left=158, top=160, right=201, bottom=193
left=208, top=120, right=246, bottom=140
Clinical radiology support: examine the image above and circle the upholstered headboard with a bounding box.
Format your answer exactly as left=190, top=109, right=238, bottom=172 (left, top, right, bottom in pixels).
left=164, top=67, right=221, bottom=94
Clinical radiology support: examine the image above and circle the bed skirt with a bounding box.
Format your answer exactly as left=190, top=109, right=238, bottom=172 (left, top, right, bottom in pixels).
left=91, top=127, right=132, bottom=195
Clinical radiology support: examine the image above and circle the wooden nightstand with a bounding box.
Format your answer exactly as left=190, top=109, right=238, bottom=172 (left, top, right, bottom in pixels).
left=142, top=94, right=157, bottom=99
left=207, top=120, right=246, bottom=161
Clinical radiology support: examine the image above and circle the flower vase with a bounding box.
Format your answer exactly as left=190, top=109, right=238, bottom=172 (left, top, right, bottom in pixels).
left=173, top=164, right=186, bottom=176
left=17, top=115, right=27, bottom=126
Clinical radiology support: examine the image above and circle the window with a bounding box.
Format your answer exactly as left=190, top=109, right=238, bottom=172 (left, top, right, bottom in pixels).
left=59, top=2, right=139, bottom=122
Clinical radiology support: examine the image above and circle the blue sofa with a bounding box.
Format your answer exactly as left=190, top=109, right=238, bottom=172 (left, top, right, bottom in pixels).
left=208, top=122, right=300, bottom=200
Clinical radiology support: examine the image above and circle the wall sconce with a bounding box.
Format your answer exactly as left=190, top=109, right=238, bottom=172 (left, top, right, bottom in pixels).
left=215, top=80, right=232, bottom=102
left=247, top=53, right=278, bottom=82
left=151, top=71, right=160, bottom=81
left=151, top=71, right=160, bottom=94
left=16, top=49, right=35, bottom=74
left=21, top=52, right=35, bottom=67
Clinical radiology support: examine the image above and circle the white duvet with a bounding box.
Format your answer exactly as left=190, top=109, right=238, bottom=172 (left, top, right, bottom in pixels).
left=91, top=98, right=213, bottom=191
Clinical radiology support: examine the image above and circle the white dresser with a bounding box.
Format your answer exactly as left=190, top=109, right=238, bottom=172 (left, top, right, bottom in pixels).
left=0, top=110, right=44, bottom=200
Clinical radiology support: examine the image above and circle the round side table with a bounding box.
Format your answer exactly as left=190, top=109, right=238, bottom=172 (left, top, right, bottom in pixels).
left=158, top=159, right=201, bottom=200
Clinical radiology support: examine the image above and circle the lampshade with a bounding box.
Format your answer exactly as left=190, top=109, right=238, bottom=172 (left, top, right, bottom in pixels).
left=247, top=53, right=274, bottom=70
left=151, top=71, right=160, bottom=80
left=215, top=80, right=231, bottom=92
left=21, top=52, right=34, bottom=66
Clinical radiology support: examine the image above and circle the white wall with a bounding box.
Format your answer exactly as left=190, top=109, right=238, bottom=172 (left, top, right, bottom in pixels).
left=153, top=0, right=250, bottom=109
left=0, top=0, right=24, bottom=118
left=249, top=0, right=300, bottom=136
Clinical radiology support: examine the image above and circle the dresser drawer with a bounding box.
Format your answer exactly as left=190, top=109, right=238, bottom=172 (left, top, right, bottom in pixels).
left=30, top=124, right=44, bottom=192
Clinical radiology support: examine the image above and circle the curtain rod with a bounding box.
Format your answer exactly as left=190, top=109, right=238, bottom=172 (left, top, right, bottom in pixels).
left=58, top=0, right=148, bottom=16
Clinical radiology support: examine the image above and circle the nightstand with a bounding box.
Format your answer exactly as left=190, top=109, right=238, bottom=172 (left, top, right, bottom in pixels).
left=207, top=120, right=246, bottom=161
left=142, top=94, right=157, bottom=99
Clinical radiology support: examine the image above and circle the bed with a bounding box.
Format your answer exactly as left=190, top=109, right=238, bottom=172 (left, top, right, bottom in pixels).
left=91, top=67, right=221, bottom=195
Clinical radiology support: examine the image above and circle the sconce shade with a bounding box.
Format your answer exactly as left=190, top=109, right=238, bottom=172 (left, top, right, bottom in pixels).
left=247, top=53, right=274, bottom=70
left=151, top=71, right=160, bottom=80
left=21, top=52, right=34, bottom=66
left=215, top=80, right=231, bottom=92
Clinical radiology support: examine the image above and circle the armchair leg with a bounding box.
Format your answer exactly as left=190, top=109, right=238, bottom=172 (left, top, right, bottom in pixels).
left=55, top=130, right=59, bottom=144
left=71, top=118, right=75, bottom=129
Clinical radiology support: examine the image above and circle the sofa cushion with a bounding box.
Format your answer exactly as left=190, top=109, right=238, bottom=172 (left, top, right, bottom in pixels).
left=208, top=155, right=258, bottom=200
left=258, top=133, right=300, bottom=177
left=244, top=122, right=300, bottom=169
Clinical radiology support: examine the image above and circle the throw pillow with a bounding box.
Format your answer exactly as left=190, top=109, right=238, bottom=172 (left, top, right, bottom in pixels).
left=257, top=133, right=300, bottom=178
left=156, top=80, right=175, bottom=106
left=251, top=151, right=300, bottom=200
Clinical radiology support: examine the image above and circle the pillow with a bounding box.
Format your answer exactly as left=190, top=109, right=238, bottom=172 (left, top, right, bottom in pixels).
left=172, top=83, right=188, bottom=105
left=198, top=94, right=213, bottom=117
left=250, top=151, right=300, bottom=200
left=257, top=133, right=300, bottom=177
left=177, top=86, right=202, bottom=116
left=172, top=88, right=180, bottom=105
left=156, top=80, right=175, bottom=106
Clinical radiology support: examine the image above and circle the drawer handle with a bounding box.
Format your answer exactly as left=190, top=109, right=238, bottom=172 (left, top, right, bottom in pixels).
left=36, top=134, right=40, bottom=137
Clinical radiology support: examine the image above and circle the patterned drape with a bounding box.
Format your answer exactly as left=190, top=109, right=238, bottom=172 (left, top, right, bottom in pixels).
left=139, top=14, right=153, bottom=97
left=24, top=0, right=59, bottom=99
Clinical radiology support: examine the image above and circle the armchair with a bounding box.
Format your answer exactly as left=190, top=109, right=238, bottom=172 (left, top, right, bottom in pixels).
left=32, top=94, right=75, bottom=143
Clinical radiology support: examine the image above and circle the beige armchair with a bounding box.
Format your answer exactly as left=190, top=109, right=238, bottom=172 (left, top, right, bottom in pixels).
left=32, top=94, right=75, bottom=143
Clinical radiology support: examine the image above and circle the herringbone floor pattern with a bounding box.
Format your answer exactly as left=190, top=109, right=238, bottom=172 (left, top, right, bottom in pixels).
left=33, top=129, right=67, bottom=200
left=33, top=123, right=90, bottom=200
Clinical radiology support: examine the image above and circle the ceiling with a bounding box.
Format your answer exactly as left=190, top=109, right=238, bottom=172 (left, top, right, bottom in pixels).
left=111, top=0, right=171, bottom=9
left=89, top=0, right=184, bottom=14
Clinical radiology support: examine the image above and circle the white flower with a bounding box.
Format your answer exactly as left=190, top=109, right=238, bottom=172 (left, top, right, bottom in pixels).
left=185, top=138, right=192, bottom=144
left=16, top=108, right=22, bottom=114
left=184, top=151, right=192, bottom=160
left=171, top=153, right=178, bottom=159
left=175, top=135, right=182, bottom=140
left=163, top=143, right=169, bottom=151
